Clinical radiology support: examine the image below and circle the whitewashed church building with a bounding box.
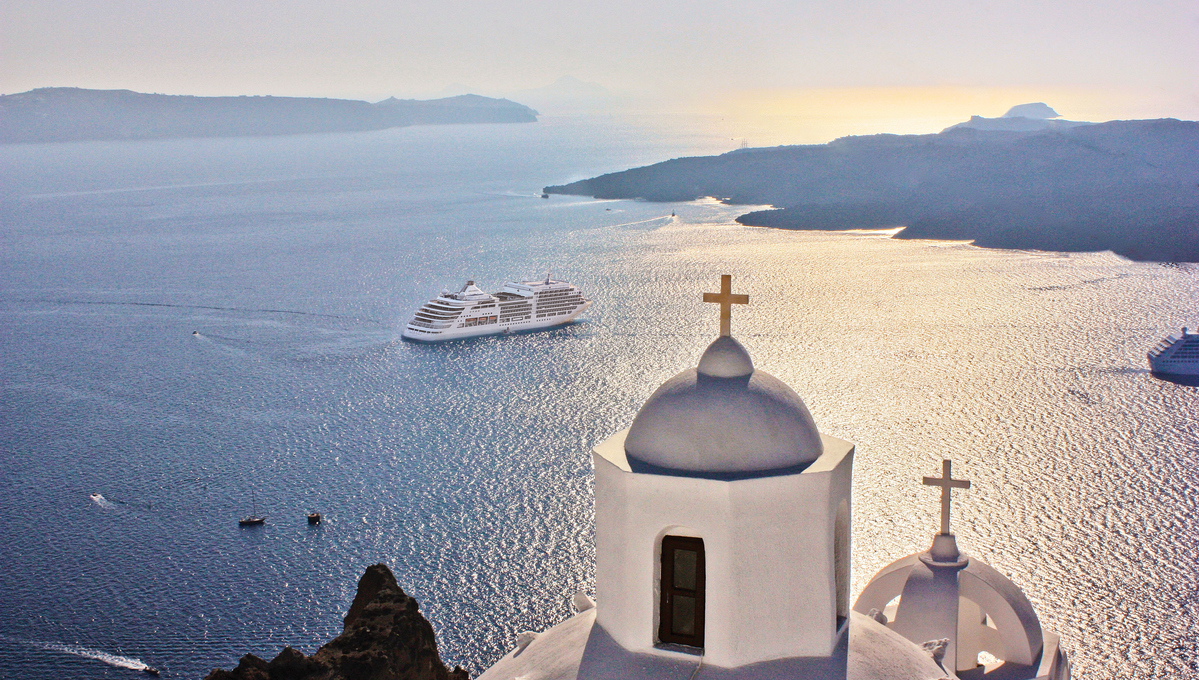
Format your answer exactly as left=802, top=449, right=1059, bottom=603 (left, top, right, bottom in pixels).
left=478, top=276, right=1071, bottom=680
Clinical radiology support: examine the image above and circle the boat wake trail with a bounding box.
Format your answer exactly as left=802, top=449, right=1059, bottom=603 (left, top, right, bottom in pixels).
left=0, top=634, right=152, bottom=671
left=89, top=493, right=117, bottom=509
left=608, top=215, right=676, bottom=229
left=25, top=175, right=309, bottom=199
left=1027, top=273, right=1131, bottom=291
left=37, top=298, right=377, bottom=322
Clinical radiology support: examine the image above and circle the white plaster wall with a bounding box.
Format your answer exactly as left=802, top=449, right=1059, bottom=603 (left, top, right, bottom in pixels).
left=592, top=429, right=854, bottom=669
left=594, top=434, right=733, bottom=661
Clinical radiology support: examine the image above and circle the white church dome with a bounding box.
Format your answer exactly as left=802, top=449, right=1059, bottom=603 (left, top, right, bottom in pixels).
left=624, top=336, right=824, bottom=477
left=854, top=538, right=1054, bottom=675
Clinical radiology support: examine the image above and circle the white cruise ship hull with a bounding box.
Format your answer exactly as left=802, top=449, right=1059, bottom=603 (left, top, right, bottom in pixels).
left=402, top=301, right=591, bottom=342
left=401, top=277, right=592, bottom=343
left=1148, top=327, right=1199, bottom=379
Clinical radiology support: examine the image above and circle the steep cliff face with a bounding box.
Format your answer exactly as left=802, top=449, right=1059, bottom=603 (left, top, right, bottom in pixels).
left=204, top=564, right=468, bottom=680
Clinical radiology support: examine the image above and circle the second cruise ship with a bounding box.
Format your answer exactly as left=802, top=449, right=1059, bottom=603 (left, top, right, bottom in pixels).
left=1148, top=326, right=1199, bottom=378
left=402, top=276, right=591, bottom=342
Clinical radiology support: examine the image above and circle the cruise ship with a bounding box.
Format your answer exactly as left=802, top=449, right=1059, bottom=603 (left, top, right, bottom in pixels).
left=402, top=276, right=591, bottom=342
left=1148, top=327, right=1199, bottom=378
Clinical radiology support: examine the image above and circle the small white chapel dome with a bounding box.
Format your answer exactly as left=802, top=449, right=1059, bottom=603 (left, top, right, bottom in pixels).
left=855, top=539, right=1051, bottom=673
left=695, top=334, right=755, bottom=377
left=624, top=335, right=823, bottom=477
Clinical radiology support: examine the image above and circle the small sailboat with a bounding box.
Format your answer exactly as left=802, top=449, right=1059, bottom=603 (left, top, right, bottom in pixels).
left=239, top=490, right=265, bottom=526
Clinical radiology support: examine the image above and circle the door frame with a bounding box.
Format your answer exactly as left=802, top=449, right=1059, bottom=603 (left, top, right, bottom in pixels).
left=658, top=535, right=706, bottom=647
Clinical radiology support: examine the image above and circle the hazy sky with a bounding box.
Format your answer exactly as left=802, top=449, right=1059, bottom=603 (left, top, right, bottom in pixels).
left=4, top=0, right=1197, bottom=125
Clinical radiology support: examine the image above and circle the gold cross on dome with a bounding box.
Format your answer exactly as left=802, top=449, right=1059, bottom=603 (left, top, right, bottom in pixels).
left=702, top=274, right=749, bottom=337
left=923, top=460, right=971, bottom=535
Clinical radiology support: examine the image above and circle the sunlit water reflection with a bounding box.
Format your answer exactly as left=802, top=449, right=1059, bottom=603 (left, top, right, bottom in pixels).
left=0, top=116, right=1195, bottom=679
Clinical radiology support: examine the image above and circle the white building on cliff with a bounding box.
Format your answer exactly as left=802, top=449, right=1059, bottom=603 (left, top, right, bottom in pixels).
left=479, top=275, right=1070, bottom=680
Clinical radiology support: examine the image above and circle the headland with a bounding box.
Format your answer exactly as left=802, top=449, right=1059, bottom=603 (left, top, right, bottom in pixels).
left=0, top=88, right=538, bottom=144
left=544, top=112, right=1199, bottom=263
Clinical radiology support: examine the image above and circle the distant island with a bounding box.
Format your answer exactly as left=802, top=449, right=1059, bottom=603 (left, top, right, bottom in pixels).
left=0, top=88, right=538, bottom=143
left=545, top=105, right=1199, bottom=263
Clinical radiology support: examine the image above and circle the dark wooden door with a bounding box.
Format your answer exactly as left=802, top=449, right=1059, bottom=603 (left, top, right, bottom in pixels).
left=659, top=536, right=705, bottom=647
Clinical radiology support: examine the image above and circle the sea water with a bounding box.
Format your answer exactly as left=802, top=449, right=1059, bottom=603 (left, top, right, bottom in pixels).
left=0, top=115, right=1196, bottom=679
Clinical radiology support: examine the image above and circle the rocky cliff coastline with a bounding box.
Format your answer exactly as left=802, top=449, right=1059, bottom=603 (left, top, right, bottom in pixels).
left=545, top=116, right=1199, bottom=263
left=204, top=564, right=468, bottom=680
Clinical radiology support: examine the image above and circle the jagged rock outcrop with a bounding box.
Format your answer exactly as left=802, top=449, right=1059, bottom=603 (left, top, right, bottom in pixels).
left=204, top=564, right=468, bottom=680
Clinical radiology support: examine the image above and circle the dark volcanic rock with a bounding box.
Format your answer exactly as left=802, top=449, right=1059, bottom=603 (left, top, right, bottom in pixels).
left=204, top=564, right=468, bottom=680
left=343, top=563, right=394, bottom=630
left=546, top=118, right=1199, bottom=262
left=205, top=654, right=271, bottom=680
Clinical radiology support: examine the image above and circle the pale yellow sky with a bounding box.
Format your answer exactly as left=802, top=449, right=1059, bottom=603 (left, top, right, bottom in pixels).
left=2, top=0, right=1196, bottom=127
left=683, top=86, right=1196, bottom=145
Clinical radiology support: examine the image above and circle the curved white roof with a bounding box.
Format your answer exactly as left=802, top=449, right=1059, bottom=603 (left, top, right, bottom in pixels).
left=477, top=610, right=947, bottom=680
left=853, top=534, right=1069, bottom=678
left=623, top=336, right=823, bottom=478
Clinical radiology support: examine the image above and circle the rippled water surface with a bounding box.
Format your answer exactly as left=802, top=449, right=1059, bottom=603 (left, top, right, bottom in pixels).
left=1, top=116, right=1196, bottom=679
